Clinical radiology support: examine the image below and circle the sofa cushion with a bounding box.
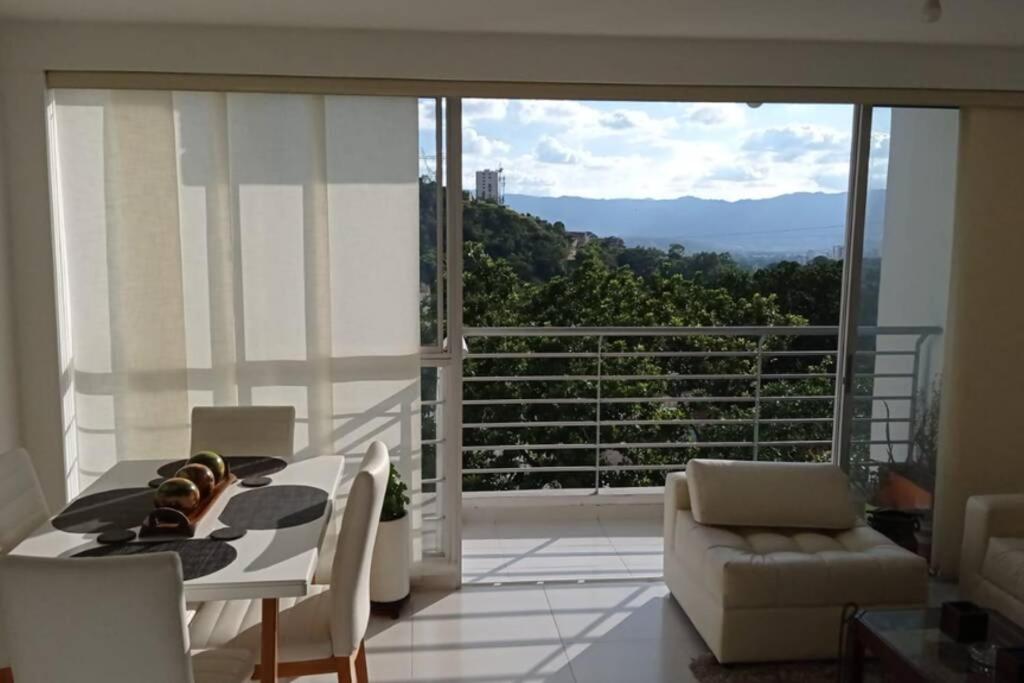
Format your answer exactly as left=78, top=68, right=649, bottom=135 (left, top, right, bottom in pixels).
left=981, top=537, right=1024, bottom=603
left=686, top=459, right=856, bottom=529
left=674, top=509, right=928, bottom=609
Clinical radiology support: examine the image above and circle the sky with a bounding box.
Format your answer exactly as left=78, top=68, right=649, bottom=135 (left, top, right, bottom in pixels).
left=419, top=99, right=891, bottom=202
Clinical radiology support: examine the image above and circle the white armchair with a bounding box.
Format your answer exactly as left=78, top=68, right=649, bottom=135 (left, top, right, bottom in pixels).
left=960, top=494, right=1024, bottom=626
left=664, top=459, right=928, bottom=663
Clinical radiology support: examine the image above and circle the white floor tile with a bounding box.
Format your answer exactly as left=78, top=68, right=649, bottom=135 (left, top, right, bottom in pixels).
left=617, top=551, right=664, bottom=578
left=412, top=642, right=577, bottom=683
left=464, top=516, right=665, bottom=584
left=499, top=524, right=607, bottom=545
left=463, top=521, right=499, bottom=540
left=500, top=554, right=633, bottom=583
left=564, top=638, right=701, bottom=683
left=462, top=556, right=514, bottom=584
left=544, top=583, right=697, bottom=645
left=412, top=586, right=562, bottom=647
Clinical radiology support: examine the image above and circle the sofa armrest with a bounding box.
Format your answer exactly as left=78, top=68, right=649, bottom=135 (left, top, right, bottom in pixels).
left=664, top=472, right=690, bottom=553
left=961, top=494, right=1024, bottom=587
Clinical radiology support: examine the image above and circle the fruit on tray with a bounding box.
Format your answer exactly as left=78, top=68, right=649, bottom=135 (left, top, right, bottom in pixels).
left=154, top=477, right=201, bottom=513
left=189, top=451, right=227, bottom=483
left=174, top=463, right=216, bottom=499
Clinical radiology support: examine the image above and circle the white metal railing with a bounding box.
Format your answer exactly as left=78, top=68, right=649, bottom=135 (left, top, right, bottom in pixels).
left=459, top=325, right=942, bottom=493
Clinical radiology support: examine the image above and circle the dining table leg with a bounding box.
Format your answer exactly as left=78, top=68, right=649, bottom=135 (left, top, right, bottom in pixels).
left=261, top=598, right=279, bottom=683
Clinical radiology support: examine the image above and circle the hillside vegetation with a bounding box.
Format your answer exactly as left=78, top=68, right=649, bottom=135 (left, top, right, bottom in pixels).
left=420, top=179, right=857, bottom=490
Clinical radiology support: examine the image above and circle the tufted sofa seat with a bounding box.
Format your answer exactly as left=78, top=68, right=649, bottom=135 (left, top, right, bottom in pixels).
left=675, top=511, right=926, bottom=610
left=665, top=460, right=928, bottom=663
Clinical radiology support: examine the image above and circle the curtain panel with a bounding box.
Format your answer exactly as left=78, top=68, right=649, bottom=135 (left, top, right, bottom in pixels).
left=49, top=89, right=421, bottom=501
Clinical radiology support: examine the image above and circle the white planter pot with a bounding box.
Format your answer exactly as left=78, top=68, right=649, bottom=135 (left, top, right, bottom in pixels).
left=370, top=513, right=410, bottom=604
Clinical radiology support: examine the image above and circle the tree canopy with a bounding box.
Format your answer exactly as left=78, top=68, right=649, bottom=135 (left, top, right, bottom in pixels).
left=422, top=181, right=848, bottom=491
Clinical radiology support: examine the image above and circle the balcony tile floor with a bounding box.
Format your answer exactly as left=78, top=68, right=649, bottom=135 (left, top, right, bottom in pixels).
left=463, top=513, right=663, bottom=585
left=284, top=581, right=706, bottom=683
left=275, top=578, right=962, bottom=683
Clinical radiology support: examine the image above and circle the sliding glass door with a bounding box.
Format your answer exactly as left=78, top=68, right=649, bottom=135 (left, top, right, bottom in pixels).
left=47, top=84, right=959, bottom=584
left=835, top=106, right=958, bottom=554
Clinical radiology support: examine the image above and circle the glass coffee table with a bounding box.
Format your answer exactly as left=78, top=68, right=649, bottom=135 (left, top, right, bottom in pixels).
left=846, top=607, right=1024, bottom=682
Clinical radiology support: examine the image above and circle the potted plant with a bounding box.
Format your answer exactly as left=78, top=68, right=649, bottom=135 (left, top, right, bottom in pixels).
left=370, top=463, right=411, bottom=618
left=875, top=382, right=941, bottom=510
left=869, top=382, right=941, bottom=554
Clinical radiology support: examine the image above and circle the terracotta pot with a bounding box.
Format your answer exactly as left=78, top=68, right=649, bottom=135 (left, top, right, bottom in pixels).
left=876, top=471, right=933, bottom=510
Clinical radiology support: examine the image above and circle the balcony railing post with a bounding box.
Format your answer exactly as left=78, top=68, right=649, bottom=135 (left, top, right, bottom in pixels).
left=907, top=332, right=927, bottom=463
left=595, top=334, right=603, bottom=494
left=753, top=334, right=765, bottom=461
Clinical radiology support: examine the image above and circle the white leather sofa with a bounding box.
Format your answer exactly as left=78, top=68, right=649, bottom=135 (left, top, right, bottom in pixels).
left=664, top=459, right=928, bottom=663
left=961, top=494, right=1024, bottom=627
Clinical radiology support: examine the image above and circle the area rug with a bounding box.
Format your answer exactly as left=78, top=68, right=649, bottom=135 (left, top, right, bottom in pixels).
left=689, top=654, right=879, bottom=683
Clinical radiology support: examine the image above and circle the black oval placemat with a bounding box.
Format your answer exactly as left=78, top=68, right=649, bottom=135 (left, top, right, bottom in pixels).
left=157, top=456, right=288, bottom=479
left=73, top=539, right=237, bottom=581
left=51, top=487, right=155, bottom=533
left=218, top=485, right=328, bottom=530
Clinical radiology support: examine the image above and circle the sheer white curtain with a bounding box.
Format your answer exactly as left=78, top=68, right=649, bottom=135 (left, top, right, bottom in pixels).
left=50, top=89, right=421, bottom=500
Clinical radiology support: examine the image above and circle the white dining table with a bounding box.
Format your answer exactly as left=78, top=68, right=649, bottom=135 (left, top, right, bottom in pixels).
left=10, top=455, right=344, bottom=683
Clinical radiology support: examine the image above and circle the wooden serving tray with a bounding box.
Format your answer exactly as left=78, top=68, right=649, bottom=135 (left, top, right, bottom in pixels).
left=140, top=471, right=237, bottom=539
left=185, top=472, right=237, bottom=524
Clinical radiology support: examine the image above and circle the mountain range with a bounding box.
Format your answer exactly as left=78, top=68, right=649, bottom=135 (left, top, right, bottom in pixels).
left=505, top=190, right=886, bottom=255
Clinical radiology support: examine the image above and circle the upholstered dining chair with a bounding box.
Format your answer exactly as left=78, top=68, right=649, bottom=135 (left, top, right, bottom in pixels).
left=0, top=447, right=51, bottom=683
left=0, top=447, right=50, bottom=555
left=0, top=553, right=254, bottom=683
left=188, top=441, right=390, bottom=683
left=190, top=406, right=296, bottom=457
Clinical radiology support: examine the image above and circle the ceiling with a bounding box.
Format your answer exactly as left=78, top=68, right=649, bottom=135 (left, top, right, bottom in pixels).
left=0, top=0, right=1022, bottom=47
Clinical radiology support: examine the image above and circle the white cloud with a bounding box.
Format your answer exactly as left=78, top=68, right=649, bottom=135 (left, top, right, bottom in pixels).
left=418, top=99, right=436, bottom=129
left=517, top=100, right=590, bottom=126
left=599, top=112, right=635, bottom=130
left=742, top=124, right=849, bottom=162
left=464, top=99, right=510, bottom=124
left=699, top=164, right=766, bottom=184
left=463, top=100, right=857, bottom=201
left=813, top=167, right=853, bottom=192
left=463, top=127, right=511, bottom=158
left=534, top=136, right=581, bottom=164
left=515, top=100, right=677, bottom=142
left=682, top=103, right=747, bottom=127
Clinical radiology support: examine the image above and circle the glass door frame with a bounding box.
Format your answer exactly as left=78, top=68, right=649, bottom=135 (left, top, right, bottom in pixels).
left=832, top=104, right=874, bottom=471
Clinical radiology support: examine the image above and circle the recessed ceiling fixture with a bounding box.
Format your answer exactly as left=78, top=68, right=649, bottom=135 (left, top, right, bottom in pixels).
left=922, top=0, right=943, bottom=23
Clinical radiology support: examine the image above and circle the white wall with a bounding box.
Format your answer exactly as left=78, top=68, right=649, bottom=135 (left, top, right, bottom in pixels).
left=0, top=102, right=20, bottom=454
left=869, top=109, right=959, bottom=460
left=2, top=19, right=1024, bottom=506
left=931, top=107, right=1024, bottom=576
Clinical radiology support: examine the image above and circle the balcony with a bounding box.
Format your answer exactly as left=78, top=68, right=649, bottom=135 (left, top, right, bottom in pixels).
left=449, top=324, right=942, bottom=584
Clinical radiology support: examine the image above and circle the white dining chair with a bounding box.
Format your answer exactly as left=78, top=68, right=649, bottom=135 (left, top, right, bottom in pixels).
left=0, top=447, right=50, bottom=555
left=190, top=406, right=296, bottom=457
left=187, top=406, right=298, bottom=616
left=188, top=441, right=390, bottom=683
left=0, top=447, right=51, bottom=683
left=0, top=553, right=254, bottom=683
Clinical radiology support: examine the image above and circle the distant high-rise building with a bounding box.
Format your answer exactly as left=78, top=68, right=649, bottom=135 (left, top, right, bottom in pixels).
left=475, top=168, right=504, bottom=203
left=830, top=244, right=845, bottom=260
